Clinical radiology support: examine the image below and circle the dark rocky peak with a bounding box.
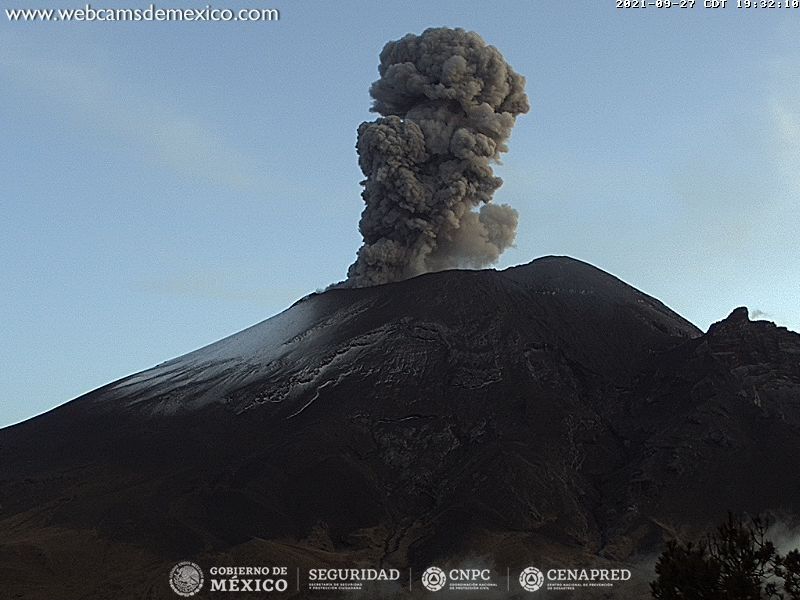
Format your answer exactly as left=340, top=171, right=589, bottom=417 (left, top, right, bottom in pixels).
left=686, top=305, right=800, bottom=426
left=704, top=305, right=799, bottom=359
left=707, top=306, right=751, bottom=335
left=727, top=305, right=750, bottom=324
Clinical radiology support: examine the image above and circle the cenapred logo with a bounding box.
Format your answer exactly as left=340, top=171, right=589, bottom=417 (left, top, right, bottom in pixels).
left=519, top=566, right=544, bottom=592
left=421, top=566, right=447, bottom=591
left=169, top=561, right=204, bottom=597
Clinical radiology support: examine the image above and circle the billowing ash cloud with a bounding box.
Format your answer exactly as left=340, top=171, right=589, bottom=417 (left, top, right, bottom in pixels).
left=345, top=27, right=529, bottom=288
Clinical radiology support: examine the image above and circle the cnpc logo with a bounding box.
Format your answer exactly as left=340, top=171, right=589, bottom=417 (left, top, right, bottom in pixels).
left=421, top=566, right=493, bottom=591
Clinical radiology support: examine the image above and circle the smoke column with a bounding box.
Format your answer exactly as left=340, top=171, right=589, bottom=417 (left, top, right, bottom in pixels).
left=345, top=27, right=529, bottom=288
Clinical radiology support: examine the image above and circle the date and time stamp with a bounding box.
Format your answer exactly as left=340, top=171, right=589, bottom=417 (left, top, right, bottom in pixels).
left=617, top=0, right=800, bottom=9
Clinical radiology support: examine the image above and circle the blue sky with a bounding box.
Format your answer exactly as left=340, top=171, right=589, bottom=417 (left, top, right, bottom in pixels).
left=2, top=1, right=798, bottom=427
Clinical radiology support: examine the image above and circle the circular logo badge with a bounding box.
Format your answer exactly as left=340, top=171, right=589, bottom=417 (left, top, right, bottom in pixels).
left=519, top=566, right=544, bottom=592
left=421, top=566, right=447, bottom=591
left=169, top=561, right=204, bottom=597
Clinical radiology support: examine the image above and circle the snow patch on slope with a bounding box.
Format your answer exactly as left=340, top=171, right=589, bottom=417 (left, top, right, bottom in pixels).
left=109, top=295, right=325, bottom=408
left=105, top=291, right=388, bottom=415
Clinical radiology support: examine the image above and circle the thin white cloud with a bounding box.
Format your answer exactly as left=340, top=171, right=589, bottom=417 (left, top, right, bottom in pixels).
left=772, top=99, right=800, bottom=189
left=750, top=308, right=772, bottom=320
left=769, top=54, right=800, bottom=193
left=0, top=35, right=270, bottom=191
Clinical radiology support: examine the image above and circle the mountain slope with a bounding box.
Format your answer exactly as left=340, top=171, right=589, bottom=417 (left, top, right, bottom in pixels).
left=1, top=256, right=798, bottom=599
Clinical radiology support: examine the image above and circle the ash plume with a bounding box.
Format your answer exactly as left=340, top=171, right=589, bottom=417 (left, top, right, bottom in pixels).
left=345, top=27, right=529, bottom=288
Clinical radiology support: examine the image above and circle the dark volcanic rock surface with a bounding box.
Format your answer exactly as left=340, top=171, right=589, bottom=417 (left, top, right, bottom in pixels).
left=1, top=256, right=798, bottom=599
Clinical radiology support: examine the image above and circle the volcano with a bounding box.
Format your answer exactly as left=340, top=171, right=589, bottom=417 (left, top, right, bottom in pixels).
left=2, top=256, right=799, bottom=599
